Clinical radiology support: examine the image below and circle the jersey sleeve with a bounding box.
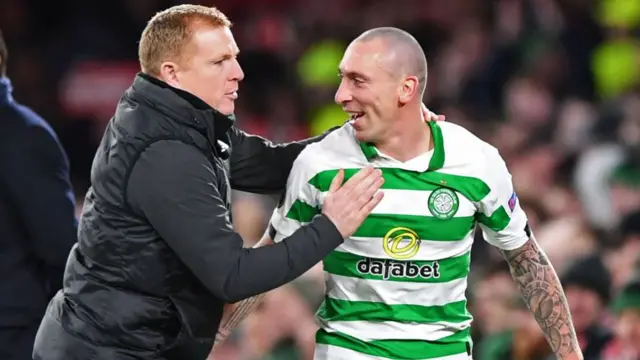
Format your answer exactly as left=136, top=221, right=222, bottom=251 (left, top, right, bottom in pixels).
left=475, top=145, right=530, bottom=251
left=269, top=153, right=322, bottom=243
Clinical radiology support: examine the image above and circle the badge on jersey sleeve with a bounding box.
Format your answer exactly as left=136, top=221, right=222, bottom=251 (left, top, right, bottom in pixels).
left=508, top=191, right=518, bottom=212
left=427, top=188, right=459, bottom=219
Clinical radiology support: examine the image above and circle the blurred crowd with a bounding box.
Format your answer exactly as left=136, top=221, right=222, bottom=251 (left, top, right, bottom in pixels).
left=2, top=0, right=640, bottom=359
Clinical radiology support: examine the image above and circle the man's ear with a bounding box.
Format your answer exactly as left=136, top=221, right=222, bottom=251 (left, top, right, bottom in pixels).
left=398, top=76, right=419, bottom=105
left=159, top=61, right=181, bottom=87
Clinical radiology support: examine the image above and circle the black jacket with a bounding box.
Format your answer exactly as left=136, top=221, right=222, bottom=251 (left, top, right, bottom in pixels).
left=33, top=74, right=342, bottom=360
left=0, top=77, right=77, bottom=330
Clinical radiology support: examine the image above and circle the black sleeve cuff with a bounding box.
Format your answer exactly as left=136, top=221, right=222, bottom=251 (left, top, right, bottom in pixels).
left=309, top=214, right=343, bottom=249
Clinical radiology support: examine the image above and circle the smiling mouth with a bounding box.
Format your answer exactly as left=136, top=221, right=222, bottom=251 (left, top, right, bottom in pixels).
left=348, top=112, right=365, bottom=122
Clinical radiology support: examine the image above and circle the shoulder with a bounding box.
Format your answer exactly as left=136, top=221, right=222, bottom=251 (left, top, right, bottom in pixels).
left=439, top=122, right=505, bottom=176
left=127, top=140, right=215, bottom=199
left=115, top=92, right=209, bottom=145
left=138, top=139, right=209, bottom=168
left=439, top=122, right=492, bottom=155
left=301, top=123, right=355, bottom=156
left=0, top=101, right=57, bottom=142
left=0, top=106, right=65, bottom=163
left=293, top=124, right=357, bottom=175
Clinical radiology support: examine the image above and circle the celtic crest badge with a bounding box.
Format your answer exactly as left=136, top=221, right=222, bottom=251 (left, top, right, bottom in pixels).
left=428, top=188, right=459, bottom=219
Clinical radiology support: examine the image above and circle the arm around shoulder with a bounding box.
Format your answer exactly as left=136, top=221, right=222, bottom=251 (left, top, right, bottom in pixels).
left=228, top=126, right=339, bottom=193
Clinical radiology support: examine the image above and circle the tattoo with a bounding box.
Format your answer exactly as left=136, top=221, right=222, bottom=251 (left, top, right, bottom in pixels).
left=501, top=238, right=581, bottom=359
left=214, top=294, right=266, bottom=345
left=214, top=234, right=274, bottom=346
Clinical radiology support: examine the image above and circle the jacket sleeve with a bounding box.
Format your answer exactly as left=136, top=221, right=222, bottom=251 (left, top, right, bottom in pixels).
left=228, top=126, right=338, bottom=194
left=126, top=140, right=343, bottom=303
left=0, top=125, right=78, bottom=292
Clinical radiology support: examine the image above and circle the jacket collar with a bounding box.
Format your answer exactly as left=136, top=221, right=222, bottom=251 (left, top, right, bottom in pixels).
left=129, top=73, right=235, bottom=143
left=0, top=77, right=14, bottom=106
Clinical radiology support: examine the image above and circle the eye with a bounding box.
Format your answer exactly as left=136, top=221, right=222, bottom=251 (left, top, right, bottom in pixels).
left=213, top=56, right=232, bottom=66
left=353, top=78, right=365, bottom=87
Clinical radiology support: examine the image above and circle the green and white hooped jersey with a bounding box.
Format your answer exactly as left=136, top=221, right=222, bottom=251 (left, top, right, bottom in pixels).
left=270, top=121, right=529, bottom=360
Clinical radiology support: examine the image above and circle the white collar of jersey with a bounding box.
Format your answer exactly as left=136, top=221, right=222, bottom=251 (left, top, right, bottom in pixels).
left=358, top=121, right=445, bottom=172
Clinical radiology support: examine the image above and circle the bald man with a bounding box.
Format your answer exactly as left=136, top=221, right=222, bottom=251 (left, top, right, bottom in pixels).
left=216, top=27, right=582, bottom=360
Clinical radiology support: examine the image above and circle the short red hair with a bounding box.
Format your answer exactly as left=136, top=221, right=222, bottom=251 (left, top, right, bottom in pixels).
left=138, top=4, right=232, bottom=76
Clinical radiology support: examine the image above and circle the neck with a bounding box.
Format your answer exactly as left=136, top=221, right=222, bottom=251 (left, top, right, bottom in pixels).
left=375, top=105, right=432, bottom=162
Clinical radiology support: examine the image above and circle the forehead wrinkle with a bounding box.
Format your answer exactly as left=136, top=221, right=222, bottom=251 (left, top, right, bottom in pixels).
left=347, top=39, right=400, bottom=81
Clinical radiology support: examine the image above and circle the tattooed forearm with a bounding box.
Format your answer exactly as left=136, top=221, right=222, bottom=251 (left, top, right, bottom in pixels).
left=500, top=238, right=582, bottom=359
left=213, top=233, right=274, bottom=347
left=214, top=294, right=266, bottom=345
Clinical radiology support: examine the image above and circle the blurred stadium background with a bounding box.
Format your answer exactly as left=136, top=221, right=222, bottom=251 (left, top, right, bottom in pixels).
left=3, top=0, right=640, bottom=359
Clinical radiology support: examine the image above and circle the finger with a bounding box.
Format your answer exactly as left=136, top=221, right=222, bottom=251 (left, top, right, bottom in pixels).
left=421, top=103, right=429, bottom=121
left=358, top=190, right=384, bottom=218
left=341, top=167, right=375, bottom=192
left=358, top=175, right=384, bottom=202
left=437, top=114, right=446, bottom=122
left=354, top=176, right=384, bottom=209
left=328, top=169, right=344, bottom=193
left=350, top=169, right=382, bottom=197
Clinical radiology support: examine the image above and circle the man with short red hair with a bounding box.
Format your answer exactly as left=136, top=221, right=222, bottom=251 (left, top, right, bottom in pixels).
left=33, top=5, right=387, bottom=359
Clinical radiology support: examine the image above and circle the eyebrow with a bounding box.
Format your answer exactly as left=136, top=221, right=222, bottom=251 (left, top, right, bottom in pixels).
left=217, top=50, right=240, bottom=61
left=338, top=68, right=371, bottom=81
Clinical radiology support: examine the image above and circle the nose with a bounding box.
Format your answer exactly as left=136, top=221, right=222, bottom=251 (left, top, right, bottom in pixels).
left=231, top=58, right=244, bottom=81
left=334, top=80, right=352, bottom=105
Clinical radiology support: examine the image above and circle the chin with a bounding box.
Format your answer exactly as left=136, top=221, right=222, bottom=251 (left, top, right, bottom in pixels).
left=216, top=101, right=235, bottom=116
left=354, top=129, right=373, bottom=143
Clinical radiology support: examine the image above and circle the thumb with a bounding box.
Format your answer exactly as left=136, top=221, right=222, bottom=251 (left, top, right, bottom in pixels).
left=329, top=169, right=344, bottom=193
